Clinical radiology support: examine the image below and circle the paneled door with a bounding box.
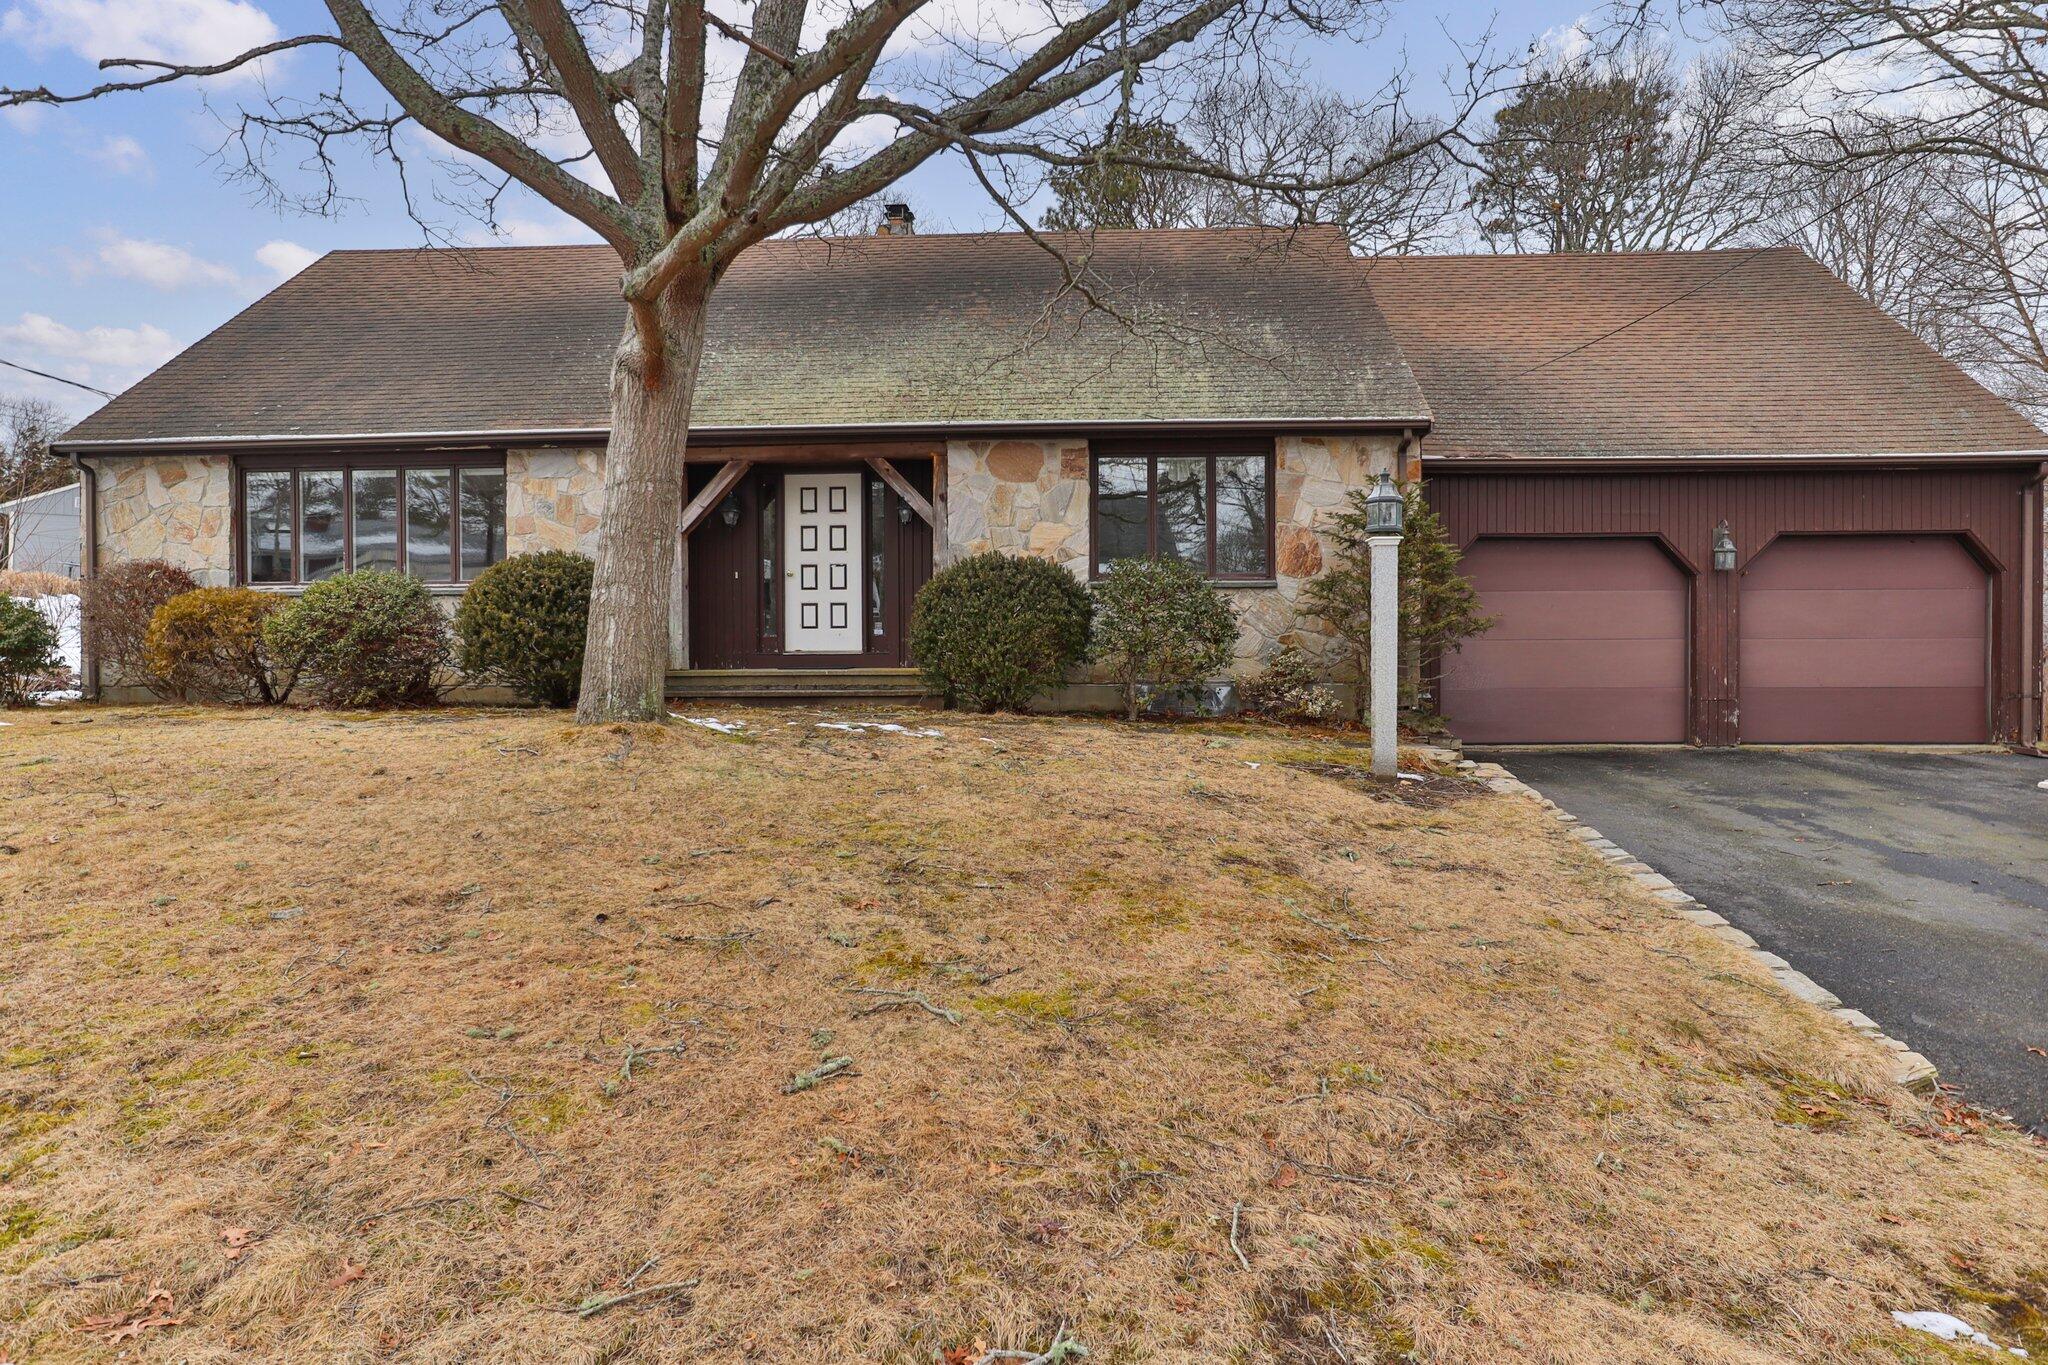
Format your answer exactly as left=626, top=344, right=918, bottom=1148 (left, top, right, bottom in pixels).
left=783, top=471, right=862, bottom=652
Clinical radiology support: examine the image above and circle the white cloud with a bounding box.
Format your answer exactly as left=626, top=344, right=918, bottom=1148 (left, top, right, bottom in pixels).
left=79, top=230, right=242, bottom=290
left=457, top=212, right=603, bottom=248
left=254, top=239, right=318, bottom=279
left=86, top=133, right=150, bottom=177
left=0, top=312, right=179, bottom=411
left=2, top=0, right=282, bottom=83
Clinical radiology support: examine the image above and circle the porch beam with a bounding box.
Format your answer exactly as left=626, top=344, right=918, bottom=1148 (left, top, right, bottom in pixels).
left=688, top=441, right=939, bottom=464
left=865, top=456, right=934, bottom=526
left=679, top=459, right=753, bottom=540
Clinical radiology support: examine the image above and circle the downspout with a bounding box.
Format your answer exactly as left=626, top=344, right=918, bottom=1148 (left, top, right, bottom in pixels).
left=71, top=453, right=99, bottom=701
left=2024, top=461, right=2045, bottom=753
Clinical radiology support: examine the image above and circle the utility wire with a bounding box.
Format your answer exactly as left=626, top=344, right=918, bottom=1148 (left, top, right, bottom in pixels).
left=0, top=358, right=115, bottom=399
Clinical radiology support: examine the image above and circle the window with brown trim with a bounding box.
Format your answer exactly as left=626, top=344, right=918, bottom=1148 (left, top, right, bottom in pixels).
left=1089, top=443, right=1275, bottom=580
left=237, top=456, right=506, bottom=586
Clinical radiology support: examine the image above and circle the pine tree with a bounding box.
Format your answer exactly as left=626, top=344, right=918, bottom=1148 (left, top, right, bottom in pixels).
left=1301, top=483, right=1492, bottom=721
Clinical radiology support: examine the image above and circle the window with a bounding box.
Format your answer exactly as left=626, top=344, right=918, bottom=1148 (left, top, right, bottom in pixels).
left=237, top=459, right=506, bottom=585
left=1090, top=445, right=1274, bottom=579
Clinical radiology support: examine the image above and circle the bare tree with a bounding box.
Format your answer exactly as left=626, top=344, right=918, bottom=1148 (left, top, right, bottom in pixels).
left=4, top=0, right=1495, bottom=721
left=1470, top=39, right=1777, bottom=253
left=0, top=397, right=71, bottom=503
left=1719, top=0, right=2048, bottom=180
left=1187, top=74, right=1470, bottom=254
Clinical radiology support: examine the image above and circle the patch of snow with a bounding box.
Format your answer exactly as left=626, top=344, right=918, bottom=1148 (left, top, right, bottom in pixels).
left=2038, top=778, right=2048, bottom=791
left=1892, top=1311, right=2028, bottom=1356
left=11, top=594, right=81, bottom=703
left=815, top=721, right=944, bottom=738
left=669, top=713, right=746, bottom=735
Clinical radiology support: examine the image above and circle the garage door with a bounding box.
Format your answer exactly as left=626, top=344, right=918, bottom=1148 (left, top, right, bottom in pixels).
left=1440, top=538, right=1689, bottom=743
left=1739, top=536, right=1988, bottom=743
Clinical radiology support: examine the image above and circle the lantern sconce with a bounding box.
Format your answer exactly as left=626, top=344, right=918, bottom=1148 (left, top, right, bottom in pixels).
left=719, top=495, right=742, bottom=529
left=1363, top=471, right=1405, bottom=536
left=898, top=503, right=912, bottom=525
left=1712, top=521, right=1737, bottom=573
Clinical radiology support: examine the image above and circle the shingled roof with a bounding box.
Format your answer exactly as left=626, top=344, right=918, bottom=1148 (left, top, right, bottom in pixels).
left=58, top=226, right=1426, bottom=450
left=1363, top=247, right=2048, bottom=460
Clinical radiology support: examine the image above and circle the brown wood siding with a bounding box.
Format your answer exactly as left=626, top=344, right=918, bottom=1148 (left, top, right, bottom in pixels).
left=1426, top=465, right=2044, bottom=746
left=687, top=460, right=934, bottom=669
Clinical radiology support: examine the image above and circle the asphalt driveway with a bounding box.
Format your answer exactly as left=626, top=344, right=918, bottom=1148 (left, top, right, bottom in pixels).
left=1472, top=748, right=2048, bottom=1132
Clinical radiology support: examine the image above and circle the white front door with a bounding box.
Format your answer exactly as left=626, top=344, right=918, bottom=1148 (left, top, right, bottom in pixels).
left=783, top=471, right=862, bottom=652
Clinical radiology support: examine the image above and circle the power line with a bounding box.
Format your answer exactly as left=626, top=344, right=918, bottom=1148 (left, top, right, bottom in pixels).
left=1494, top=151, right=1939, bottom=387
left=0, top=358, right=115, bottom=399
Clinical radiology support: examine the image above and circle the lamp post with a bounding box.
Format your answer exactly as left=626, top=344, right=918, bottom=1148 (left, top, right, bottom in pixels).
left=1362, top=471, right=1405, bottom=777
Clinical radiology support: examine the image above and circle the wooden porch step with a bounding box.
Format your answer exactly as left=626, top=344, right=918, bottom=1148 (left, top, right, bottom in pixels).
left=665, top=668, right=933, bottom=702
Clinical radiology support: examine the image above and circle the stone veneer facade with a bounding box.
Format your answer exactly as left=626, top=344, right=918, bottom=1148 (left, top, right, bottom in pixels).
left=88, top=434, right=1404, bottom=696
left=944, top=433, right=1404, bottom=679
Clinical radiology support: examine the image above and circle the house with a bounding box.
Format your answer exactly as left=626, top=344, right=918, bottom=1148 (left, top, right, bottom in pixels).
left=51, top=227, right=2047, bottom=745
left=0, top=482, right=81, bottom=578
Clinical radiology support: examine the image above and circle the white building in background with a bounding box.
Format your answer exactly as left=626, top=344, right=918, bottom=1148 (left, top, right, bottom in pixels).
left=0, top=482, right=81, bottom=578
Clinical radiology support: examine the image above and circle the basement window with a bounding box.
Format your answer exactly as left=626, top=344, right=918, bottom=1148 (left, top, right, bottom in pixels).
left=239, top=458, right=506, bottom=586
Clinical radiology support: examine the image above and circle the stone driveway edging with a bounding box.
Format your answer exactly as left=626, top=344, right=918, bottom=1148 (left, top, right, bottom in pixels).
left=1451, top=753, right=1940, bottom=1093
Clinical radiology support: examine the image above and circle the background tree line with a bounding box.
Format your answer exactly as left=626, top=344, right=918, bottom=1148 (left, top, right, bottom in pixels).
left=1038, top=18, right=2048, bottom=421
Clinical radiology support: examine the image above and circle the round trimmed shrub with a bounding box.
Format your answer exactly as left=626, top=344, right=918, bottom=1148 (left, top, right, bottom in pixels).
left=455, top=551, right=593, bottom=707
left=908, top=551, right=1092, bottom=712
left=1090, top=557, right=1239, bottom=720
left=143, top=587, right=297, bottom=704
left=1239, top=643, right=1339, bottom=723
left=264, top=570, right=453, bottom=708
left=0, top=596, right=61, bottom=707
left=83, top=559, right=197, bottom=695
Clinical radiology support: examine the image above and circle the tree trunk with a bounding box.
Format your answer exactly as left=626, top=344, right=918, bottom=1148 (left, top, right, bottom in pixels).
left=575, top=280, right=712, bottom=723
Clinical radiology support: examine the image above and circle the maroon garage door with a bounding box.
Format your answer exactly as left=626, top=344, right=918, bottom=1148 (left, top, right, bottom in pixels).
left=1739, top=536, right=1989, bottom=743
left=1440, top=538, right=1689, bottom=743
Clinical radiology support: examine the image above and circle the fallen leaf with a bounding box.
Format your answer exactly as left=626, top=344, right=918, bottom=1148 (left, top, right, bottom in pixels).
left=219, top=1226, right=256, bottom=1261
left=1270, top=1163, right=1300, bottom=1190
left=329, top=1260, right=367, bottom=1289
left=941, top=1348, right=974, bottom=1365
left=2026, top=1046, right=2046, bottom=1058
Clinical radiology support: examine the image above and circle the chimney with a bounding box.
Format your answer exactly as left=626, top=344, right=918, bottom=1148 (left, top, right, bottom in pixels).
left=877, top=203, right=916, bottom=236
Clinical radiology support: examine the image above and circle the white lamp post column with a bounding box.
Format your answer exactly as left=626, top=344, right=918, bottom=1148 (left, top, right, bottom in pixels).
left=1360, top=472, right=1406, bottom=778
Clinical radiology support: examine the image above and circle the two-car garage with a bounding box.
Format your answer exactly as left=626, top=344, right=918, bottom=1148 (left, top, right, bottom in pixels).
left=1363, top=249, right=2045, bottom=750
left=1426, top=468, right=2033, bottom=747
left=1437, top=525, right=1998, bottom=745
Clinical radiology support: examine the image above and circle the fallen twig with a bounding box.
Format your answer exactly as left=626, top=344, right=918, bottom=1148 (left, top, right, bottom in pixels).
left=784, top=1056, right=854, bottom=1093
left=1292, top=909, right=1389, bottom=945
left=358, top=1195, right=468, bottom=1227
left=976, top=1322, right=1088, bottom=1363
left=620, top=1040, right=687, bottom=1082
left=1228, top=1201, right=1251, bottom=1272
left=845, top=986, right=961, bottom=1025
left=573, top=1277, right=698, bottom=1318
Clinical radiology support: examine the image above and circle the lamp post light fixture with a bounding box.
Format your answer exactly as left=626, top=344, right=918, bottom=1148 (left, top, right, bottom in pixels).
left=1364, top=472, right=1405, bottom=779
left=1363, top=470, right=1406, bottom=535
left=719, top=495, right=742, bottom=529
left=1712, top=521, right=1737, bottom=572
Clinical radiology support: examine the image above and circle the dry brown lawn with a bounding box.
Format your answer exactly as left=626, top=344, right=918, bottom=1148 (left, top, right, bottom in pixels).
left=1, top=705, right=2045, bottom=1363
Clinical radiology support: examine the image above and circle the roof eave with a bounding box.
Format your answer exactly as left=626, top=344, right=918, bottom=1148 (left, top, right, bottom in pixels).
left=1421, top=449, right=2048, bottom=470
left=57, top=414, right=1436, bottom=457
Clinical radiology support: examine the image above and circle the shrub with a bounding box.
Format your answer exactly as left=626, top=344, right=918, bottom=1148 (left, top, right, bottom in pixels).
left=1090, top=558, right=1239, bottom=721
left=454, top=552, right=594, bottom=707
left=0, top=597, right=61, bottom=706
left=82, top=559, right=197, bottom=694
left=1301, top=482, right=1493, bottom=721
left=1239, top=643, right=1340, bottom=723
left=909, top=552, right=1092, bottom=711
left=143, top=588, right=298, bottom=703
left=265, top=570, right=453, bottom=708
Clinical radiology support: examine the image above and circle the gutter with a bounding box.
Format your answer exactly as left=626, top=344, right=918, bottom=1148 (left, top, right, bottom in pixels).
left=71, top=453, right=99, bottom=701
left=53, top=414, right=1437, bottom=458
left=2024, top=461, right=2046, bottom=754
left=1422, top=449, right=2048, bottom=471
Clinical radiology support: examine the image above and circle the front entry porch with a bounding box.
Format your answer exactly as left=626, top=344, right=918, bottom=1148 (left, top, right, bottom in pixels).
left=669, top=445, right=941, bottom=688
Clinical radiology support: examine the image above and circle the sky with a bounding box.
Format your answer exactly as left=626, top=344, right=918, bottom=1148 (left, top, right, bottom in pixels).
left=0, top=0, right=1597, bottom=425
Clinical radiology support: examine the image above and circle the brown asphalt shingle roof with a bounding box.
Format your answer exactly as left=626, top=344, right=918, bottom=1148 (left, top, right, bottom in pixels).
left=1363, top=247, right=2048, bottom=459
left=59, top=226, right=1426, bottom=448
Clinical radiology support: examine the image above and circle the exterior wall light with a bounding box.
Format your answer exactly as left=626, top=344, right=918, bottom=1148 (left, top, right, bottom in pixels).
left=1363, top=471, right=1406, bottom=536
left=719, top=495, right=741, bottom=528
left=1712, top=521, right=1737, bottom=572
